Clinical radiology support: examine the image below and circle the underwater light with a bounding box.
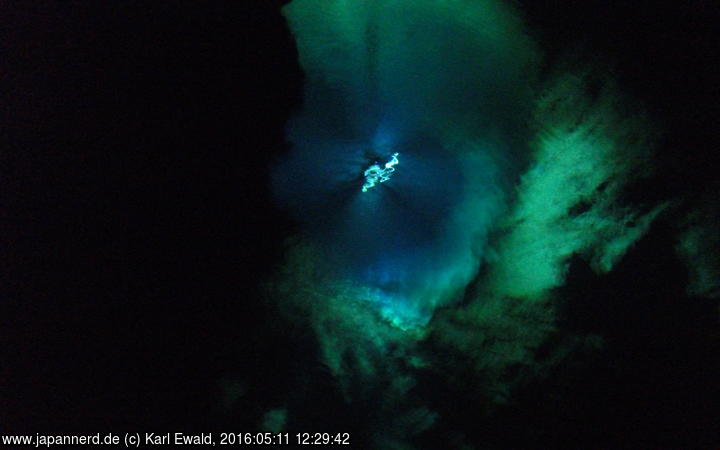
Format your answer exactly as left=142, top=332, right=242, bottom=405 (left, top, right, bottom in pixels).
left=362, top=152, right=399, bottom=192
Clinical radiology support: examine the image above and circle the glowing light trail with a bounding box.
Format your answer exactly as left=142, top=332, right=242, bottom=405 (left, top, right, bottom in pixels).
left=362, top=152, right=399, bottom=192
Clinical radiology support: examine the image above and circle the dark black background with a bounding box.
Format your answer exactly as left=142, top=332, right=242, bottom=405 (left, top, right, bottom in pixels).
left=0, top=1, right=717, bottom=447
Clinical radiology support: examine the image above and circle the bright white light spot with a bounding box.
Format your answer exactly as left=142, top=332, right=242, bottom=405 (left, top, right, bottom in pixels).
left=362, top=153, right=399, bottom=192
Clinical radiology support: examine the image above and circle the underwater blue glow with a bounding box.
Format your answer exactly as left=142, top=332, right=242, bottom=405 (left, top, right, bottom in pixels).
left=362, top=152, right=399, bottom=192
left=274, top=126, right=467, bottom=323
left=275, top=0, right=537, bottom=326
